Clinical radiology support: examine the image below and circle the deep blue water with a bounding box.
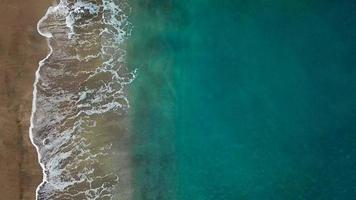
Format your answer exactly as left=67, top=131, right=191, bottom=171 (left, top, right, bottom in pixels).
left=128, top=0, right=356, bottom=199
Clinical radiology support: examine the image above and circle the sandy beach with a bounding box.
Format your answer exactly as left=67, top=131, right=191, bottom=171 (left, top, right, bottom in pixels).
left=0, top=0, right=52, bottom=199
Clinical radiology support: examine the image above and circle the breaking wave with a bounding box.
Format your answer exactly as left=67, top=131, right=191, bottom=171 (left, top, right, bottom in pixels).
left=30, top=0, right=135, bottom=199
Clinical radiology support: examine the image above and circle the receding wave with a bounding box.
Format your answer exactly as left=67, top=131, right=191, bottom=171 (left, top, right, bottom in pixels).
left=30, top=0, right=135, bottom=199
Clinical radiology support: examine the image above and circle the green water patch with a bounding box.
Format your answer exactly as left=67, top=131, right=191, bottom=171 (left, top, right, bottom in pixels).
left=126, top=0, right=187, bottom=199
left=127, top=0, right=356, bottom=199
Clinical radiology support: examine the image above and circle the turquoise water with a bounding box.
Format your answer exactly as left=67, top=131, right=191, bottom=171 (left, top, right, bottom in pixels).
left=128, top=0, right=356, bottom=199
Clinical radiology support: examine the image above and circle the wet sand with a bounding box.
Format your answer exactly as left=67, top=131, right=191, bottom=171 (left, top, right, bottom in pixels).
left=0, top=0, right=52, bottom=199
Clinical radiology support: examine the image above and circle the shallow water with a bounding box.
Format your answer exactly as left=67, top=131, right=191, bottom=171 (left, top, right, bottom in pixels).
left=31, top=0, right=135, bottom=199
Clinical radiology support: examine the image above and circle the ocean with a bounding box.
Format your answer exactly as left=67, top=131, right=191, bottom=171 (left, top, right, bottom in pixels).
left=31, top=0, right=356, bottom=199
left=128, top=0, right=356, bottom=199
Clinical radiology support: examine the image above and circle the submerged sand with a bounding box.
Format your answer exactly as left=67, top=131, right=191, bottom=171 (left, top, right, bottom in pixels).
left=0, top=0, right=52, bottom=199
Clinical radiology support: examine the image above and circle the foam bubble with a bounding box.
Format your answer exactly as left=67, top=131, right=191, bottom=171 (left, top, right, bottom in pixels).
left=30, top=0, right=135, bottom=199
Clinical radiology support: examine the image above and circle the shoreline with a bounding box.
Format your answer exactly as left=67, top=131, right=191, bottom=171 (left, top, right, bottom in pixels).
left=0, top=1, right=135, bottom=199
left=0, top=0, right=52, bottom=199
left=30, top=1, right=135, bottom=199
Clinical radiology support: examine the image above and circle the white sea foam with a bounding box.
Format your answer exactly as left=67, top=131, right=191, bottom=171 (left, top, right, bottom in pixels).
left=30, top=0, right=135, bottom=199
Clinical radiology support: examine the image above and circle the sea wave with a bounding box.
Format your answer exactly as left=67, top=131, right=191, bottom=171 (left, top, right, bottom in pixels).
left=30, top=0, right=135, bottom=199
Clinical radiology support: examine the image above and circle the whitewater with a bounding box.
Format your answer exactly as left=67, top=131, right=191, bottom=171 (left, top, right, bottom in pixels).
left=29, top=0, right=136, bottom=199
